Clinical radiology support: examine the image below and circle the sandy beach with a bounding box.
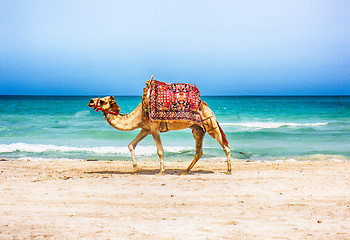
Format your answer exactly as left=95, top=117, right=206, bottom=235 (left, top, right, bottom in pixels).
left=0, top=159, right=349, bottom=239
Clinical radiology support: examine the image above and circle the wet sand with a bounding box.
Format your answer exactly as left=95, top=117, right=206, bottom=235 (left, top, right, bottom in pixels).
left=1, top=160, right=350, bottom=239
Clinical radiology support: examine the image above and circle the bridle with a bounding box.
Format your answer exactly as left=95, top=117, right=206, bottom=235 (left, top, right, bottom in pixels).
left=93, top=97, right=120, bottom=115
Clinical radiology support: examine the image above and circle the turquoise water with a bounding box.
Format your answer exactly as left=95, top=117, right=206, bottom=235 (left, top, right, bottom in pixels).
left=1, top=95, right=349, bottom=161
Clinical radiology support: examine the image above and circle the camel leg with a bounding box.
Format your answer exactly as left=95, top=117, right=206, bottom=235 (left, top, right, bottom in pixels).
left=182, top=126, right=205, bottom=175
left=223, top=145, right=232, bottom=175
left=151, top=131, right=165, bottom=175
left=199, top=102, right=232, bottom=174
left=207, top=126, right=232, bottom=175
left=128, top=129, right=149, bottom=173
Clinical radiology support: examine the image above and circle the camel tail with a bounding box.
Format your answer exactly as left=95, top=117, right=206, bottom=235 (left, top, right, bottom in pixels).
left=217, top=121, right=229, bottom=148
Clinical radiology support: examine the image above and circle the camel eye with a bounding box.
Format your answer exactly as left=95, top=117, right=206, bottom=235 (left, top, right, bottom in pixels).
left=100, top=100, right=105, bottom=105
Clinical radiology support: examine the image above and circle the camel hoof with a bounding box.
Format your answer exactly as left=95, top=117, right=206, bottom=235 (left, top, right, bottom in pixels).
left=180, top=171, right=188, bottom=176
left=132, top=166, right=140, bottom=174
left=226, top=170, right=232, bottom=175
left=156, top=171, right=165, bottom=176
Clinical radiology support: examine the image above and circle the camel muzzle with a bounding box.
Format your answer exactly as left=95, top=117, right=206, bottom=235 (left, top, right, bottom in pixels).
left=88, top=100, right=95, bottom=107
left=88, top=98, right=100, bottom=109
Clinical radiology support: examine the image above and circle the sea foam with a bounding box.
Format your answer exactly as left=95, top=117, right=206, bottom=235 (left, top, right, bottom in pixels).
left=0, top=143, right=193, bottom=156
left=221, top=122, right=328, bottom=129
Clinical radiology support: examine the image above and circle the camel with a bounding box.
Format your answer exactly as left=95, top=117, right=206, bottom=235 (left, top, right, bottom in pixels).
left=88, top=78, right=232, bottom=175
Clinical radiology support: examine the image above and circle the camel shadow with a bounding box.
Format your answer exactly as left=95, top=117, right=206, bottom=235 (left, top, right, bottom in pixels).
left=85, top=168, right=214, bottom=175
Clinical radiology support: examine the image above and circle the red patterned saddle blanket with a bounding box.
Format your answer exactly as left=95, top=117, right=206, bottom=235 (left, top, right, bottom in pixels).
left=148, top=80, right=202, bottom=125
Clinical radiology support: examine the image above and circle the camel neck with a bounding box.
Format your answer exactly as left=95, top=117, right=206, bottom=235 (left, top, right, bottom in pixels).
left=104, top=103, right=143, bottom=131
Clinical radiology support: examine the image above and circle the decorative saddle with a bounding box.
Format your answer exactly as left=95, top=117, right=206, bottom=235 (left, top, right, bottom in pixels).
left=142, top=76, right=202, bottom=126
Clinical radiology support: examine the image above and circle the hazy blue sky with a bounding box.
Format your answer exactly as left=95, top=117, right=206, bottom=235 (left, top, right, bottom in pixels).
left=1, top=0, right=349, bottom=95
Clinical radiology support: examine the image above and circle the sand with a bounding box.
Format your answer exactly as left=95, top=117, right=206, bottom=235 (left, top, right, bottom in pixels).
left=0, top=159, right=349, bottom=239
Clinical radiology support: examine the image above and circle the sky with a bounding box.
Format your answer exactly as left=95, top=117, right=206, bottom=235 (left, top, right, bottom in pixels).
left=0, top=0, right=349, bottom=96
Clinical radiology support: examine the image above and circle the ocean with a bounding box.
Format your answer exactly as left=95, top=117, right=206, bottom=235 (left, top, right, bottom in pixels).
left=1, top=95, right=349, bottom=162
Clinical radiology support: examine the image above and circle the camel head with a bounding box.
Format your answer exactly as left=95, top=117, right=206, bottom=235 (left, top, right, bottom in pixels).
left=88, top=96, right=120, bottom=115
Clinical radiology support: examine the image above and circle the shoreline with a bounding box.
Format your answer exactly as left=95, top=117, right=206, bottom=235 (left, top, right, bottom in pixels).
left=1, top=151, right=349, bottom=163
left=1, top=160, right=350, bottom=239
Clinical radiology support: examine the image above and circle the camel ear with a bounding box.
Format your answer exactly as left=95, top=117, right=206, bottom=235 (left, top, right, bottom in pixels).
left=109, top=96, right=120, bottom=112
left=109, top=96, right=116, bottom=105
left=110, top=100, right=120, bottom=113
